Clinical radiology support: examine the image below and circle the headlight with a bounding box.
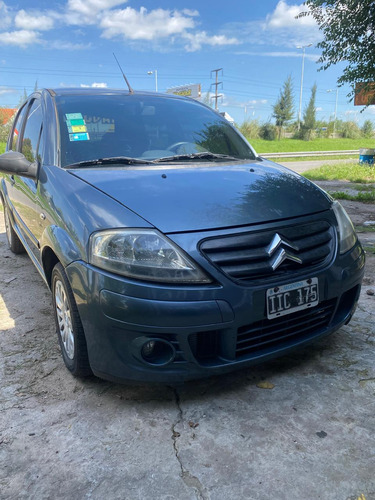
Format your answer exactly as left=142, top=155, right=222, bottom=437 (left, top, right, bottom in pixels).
left=332, top=201, right=357, bottom=254
left=89, top=229, right=212, bottom=283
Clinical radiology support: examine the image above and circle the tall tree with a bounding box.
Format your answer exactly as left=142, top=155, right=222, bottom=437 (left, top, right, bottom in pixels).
left=18, top=88, right=28, bottom=107
left=303, top=83, right=317, bottom=140
left=272, top=75, right=294, bottom=139
left=300, top=1, right=375, bottom=98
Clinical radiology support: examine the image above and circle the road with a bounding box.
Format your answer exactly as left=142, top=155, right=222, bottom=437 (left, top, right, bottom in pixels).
left=1, top=210, right=375, bottom=499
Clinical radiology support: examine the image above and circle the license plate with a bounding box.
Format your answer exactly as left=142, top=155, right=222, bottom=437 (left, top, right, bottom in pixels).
left=266, top=278, right=319, bottom=320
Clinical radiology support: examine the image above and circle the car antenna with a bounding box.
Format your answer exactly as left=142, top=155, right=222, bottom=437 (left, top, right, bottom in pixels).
left=113, top=53, right=134, bottom=94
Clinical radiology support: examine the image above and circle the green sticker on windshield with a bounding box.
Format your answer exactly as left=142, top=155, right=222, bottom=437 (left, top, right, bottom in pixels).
left=65, top=113, right=83, bottom=120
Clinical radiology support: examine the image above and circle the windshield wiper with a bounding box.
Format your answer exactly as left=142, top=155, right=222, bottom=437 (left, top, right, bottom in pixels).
left=66, top=156, right=152, bottom=168
left=152, top=152, right=244, bottom=163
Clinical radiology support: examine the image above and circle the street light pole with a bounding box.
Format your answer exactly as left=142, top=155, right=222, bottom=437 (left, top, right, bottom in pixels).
left=327, top=88, right=339, bottom=136
left=297, top=43, right=312, bottom=131
left=147, top=70, right=158, bottom=92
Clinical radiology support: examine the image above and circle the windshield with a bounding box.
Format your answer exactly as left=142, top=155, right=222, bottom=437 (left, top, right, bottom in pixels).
left=55, top=94, right=256, bottom=167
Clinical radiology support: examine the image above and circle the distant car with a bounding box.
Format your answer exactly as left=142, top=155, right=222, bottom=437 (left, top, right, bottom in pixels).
left=0, top=88, right=365, bottom=383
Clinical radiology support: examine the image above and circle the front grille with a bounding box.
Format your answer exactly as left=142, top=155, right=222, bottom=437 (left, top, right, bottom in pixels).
left=236, top=299, right=336, bottom=359
left=200, top=220, right=335, bottom=284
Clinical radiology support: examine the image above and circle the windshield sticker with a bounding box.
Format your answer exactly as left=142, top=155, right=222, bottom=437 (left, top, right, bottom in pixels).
left=69, top=132, right=90, bottom=142
left=65, top=113, right=83, bottom=120
left=66, top=113, right=89, bottom=141
left=68, top=125, right=87, bottom=133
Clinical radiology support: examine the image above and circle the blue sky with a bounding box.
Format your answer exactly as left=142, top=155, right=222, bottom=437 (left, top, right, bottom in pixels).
left=0, top=0, right=372, bottom=125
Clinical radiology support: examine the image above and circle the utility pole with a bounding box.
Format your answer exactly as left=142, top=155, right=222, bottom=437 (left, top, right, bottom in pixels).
left=210, top=68, right=223, bottom=111
left=296, top=44, right=312, bottom=130
left=327, top=88, right=339, bottom=136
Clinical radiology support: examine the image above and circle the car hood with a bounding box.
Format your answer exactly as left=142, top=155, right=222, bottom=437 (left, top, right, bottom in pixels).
left=69, top=160, right=331, bottom=233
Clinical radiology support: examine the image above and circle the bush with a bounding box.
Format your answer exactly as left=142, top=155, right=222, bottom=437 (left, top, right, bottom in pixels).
left=293, top=126, right=316, bottom=141
left=259, top=123, right=277, bottom=141
left=361, top=120, right=374, bottom=138
left=238, top=120, right=260, bottom=140
left=341, top=121, right=361, bottom=139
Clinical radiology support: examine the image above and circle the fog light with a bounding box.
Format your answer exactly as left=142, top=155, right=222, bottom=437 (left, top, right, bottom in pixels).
left=140, top=338, right=175, bottom=366
left=142, top=340, right=156, bottom=357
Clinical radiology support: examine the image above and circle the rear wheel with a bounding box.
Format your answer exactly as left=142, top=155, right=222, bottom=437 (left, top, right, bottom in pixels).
left=4, top=205, right=25, bottom=254
left=51, top=263, right=92, bottom=377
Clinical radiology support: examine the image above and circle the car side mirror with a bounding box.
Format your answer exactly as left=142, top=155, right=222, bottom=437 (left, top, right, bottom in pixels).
left=0, top=151, right=38, bottom=179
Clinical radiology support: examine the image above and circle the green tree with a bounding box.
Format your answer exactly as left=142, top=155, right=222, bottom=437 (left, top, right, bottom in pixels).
left=202, top=91, right=213, bottom=108
left=300, top=1, right=375, bottom=99
left=272, top=75, right=294, bottom=139
left=302, top=83, right=317, bottom=140
left=361, top=119, right=374, bottom=138
left=18, top=88, right=28, bottom=106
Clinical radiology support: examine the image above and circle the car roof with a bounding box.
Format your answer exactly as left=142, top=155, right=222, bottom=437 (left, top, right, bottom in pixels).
left=45, top=88, right=190, bottom=101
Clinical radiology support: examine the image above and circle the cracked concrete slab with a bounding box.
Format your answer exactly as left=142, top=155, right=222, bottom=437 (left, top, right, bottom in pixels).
left=0, top=207, right=374, bottom=500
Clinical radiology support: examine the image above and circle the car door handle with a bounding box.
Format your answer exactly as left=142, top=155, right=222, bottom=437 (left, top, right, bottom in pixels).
left=10, top=175, right=15, bottom=185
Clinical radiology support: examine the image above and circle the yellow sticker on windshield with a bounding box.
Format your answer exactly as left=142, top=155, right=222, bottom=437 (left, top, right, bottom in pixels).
left=68, top=125, right=87, bottom=133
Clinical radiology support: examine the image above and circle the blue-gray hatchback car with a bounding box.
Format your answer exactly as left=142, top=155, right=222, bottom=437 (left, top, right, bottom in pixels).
left=0, top=88, right=365, bottom=383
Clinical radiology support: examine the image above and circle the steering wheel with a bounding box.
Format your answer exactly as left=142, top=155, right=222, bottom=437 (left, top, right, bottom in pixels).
left=167, top=142, right=194, bottom=153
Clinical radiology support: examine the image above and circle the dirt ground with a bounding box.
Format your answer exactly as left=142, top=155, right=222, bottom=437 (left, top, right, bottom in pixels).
left=0, top=196, right=374, bottom=500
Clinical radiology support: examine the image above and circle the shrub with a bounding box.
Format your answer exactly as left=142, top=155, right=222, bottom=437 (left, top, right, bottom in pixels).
left=361, top=120, right=374, bottom=138
left=259, top=123, right=277, bottom=141
left=341, top=121, right=361, bottom=139
left=239, top=120, right=260, bottom=140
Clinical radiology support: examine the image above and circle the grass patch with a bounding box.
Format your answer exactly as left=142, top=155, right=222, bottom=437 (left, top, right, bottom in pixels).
left=303, top=162, right=375, bottom=183
left=363, top=246, right=375, bottom=255
left=0, top=142, right=5, bottom=154
left=355, top=225, right=375, bottom=232
left=251, top=138, right=375, bottom=154
left=270, top=155, right=358, bottom=162
left=328, top=190, right=375, bottom=203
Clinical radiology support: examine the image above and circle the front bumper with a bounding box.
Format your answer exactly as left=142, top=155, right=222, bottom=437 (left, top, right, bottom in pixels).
left=66, top=238, right=365, bottom=383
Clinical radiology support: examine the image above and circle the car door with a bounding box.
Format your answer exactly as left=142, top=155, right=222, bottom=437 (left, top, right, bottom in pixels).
left=7, top=97, right=44, bottom=264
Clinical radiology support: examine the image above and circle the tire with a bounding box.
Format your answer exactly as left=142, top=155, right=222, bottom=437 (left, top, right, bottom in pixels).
left=51, top=262, right=92, bottom=377
left=3, top=205, right=25, bottom=254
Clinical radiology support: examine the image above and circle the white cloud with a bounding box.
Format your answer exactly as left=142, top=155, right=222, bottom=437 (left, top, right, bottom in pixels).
left=223, top=1, right=320, bottom=49
left=100, top=7, right=196, bottom=41
left=0, top=86, right=17, bottom=95
left=80, top=82, right=108, bottom=88
left=0, top=1, right=12, bottom=29
left=50, top=40, right=91, bottom=50
left=184, top=31, right=240, bottom=52
left=65, top=0, right=128, bottom=24
left=234, top=50, right=319, bottom=61
left=15, top=10, right=54, bottom=31
left=265, top=0, right=315, bottom=28
left=0, top=30, right=41, bottom=47
left=0, top=2, right=240, bottom=52
left=182, top=9, right=199, bottom=17
left=221, top=93, right=268, bottom=108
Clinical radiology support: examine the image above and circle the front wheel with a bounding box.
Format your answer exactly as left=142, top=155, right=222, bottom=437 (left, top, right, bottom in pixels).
left=51, top=263, right=92, bottom=377
left=4, top=205, right=25, bottom=254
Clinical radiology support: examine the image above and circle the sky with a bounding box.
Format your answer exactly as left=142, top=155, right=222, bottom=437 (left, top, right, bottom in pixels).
left=0, top=0, right=373, bottom=126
